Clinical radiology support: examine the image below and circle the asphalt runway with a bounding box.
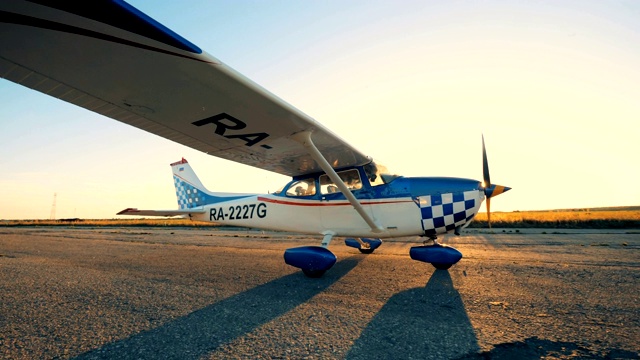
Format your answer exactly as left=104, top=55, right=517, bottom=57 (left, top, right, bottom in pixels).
left=0, top=227, right=638, bottom=359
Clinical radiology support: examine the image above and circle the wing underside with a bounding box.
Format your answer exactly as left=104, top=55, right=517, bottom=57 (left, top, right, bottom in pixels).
left=0, top=1, right=371, bottom=177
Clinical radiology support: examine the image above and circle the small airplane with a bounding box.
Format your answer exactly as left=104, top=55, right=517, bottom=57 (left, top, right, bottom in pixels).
left=1, top=0, right=510, bottom=277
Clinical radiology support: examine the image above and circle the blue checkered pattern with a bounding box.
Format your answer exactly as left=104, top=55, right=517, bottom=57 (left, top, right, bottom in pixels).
left=174, top=176, right=206, bottom=209
left=419, top=190, right=479, bottom=234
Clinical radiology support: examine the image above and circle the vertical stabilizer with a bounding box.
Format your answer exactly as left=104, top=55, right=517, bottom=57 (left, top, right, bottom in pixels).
left=171, top=158, right=206, bottom=189
left=171, top=158, right=211, bottom=209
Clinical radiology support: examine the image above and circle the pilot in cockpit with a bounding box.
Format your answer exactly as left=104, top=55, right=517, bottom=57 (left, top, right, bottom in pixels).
left=305, top=182, right=316, bottom=196
left=344, top=174, right=360, bottom=190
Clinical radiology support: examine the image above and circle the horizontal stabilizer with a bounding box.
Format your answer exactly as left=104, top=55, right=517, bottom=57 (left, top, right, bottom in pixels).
left=116, top=208, right=206, bottom=217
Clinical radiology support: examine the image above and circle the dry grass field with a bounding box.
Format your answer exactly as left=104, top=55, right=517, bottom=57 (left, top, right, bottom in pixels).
left=470, top=208, right=640, bottom=229
left=2, top=207, right=639, bottom=229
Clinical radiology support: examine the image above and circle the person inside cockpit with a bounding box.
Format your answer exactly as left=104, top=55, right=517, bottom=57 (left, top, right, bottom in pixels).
left=286, top=178, right=316, bottom=197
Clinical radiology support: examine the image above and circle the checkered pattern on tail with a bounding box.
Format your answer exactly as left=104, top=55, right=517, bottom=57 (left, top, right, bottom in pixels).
left=419, top=190, right=480, bottom=234
left=174, top=175, right=206, bottom=209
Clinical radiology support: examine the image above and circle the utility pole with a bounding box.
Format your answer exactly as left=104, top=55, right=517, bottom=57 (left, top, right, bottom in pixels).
left=50, top=193, right=57, bottom=220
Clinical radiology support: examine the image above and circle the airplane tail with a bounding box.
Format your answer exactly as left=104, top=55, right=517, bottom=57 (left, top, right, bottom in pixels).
left=171, top=158, right=215, bottom=209
left=170, top=158, right=253, bottom=209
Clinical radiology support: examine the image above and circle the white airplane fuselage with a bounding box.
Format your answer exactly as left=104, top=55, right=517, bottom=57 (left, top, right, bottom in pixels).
left=182, top=173, right=486, bottom=239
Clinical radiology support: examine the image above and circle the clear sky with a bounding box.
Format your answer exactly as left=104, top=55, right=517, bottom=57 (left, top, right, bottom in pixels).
left=1, top=0, right=639, bottom=219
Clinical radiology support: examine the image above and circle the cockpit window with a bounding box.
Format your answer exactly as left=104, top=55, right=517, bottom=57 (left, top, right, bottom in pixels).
left=364, top=161, right=399, bottom=186
left=319, top=169, right=362, bottom=194
left=285, top=178, right=316, bottom=197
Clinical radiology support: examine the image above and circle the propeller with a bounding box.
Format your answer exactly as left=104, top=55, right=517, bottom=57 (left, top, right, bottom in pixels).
left=482, top=135, right=511, bottom=228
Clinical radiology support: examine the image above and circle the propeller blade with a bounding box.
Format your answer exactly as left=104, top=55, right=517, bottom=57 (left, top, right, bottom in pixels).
left=481, top=135, right=511, bottom=230
left=482, top=134, right=491, bottom=188
left=486, top=197, right=491, bottom=229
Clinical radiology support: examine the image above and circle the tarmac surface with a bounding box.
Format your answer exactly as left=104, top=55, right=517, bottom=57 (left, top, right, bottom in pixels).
left=0, top=227, right=638, bottom=359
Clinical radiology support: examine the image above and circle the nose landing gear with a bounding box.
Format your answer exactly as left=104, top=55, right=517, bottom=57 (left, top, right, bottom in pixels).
left=411, top=234, right=462, bottom=270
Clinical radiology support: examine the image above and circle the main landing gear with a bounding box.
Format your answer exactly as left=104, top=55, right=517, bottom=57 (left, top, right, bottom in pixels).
left=409, top=234, right=462, bottom=270
left=283, top=245, right=336, bottom=278
left=284, top=235, right=383, bottom=278
left=284, top=233, right=338, bottom=278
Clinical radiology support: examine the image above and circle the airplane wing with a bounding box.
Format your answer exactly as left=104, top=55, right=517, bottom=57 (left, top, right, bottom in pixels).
left=0, top=1, right=371, bottom=177
left=116, top=208, right=206, bottom=217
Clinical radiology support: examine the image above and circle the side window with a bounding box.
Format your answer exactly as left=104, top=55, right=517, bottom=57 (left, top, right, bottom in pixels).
left=320, top=169, right=362, bottom=194
left=342, top=169, right=362, bottom=190
left=285, top=178, right=316, bottom=197
left=319, top=174, right=338, bottom=194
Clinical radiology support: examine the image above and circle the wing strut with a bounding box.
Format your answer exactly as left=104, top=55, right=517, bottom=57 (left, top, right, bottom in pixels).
left=292, top=131, right=384, bottom=233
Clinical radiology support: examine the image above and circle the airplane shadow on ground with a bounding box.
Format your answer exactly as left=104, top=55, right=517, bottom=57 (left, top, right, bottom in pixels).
left=347, top=270, right=480, bottom=360
left=74, top=256, right=363, bottom=360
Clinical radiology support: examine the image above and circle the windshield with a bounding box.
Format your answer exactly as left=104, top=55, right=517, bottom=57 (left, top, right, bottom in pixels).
left=363, top=161, right=400, bottom=186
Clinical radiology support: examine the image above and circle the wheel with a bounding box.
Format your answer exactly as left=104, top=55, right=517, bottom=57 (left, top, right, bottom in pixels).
left=431, top=262, right=453, bottom=270
left=359, top=248, right=374, bottom=254
left=302, top=269, right=326, bottom=278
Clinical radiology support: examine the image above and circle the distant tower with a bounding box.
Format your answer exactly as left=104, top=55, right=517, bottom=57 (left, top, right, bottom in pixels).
left=50, top=193, right=57, bottom=220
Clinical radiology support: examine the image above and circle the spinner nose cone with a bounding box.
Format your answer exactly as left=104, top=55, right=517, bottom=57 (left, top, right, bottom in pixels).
left=484, top=184, right=511, bottom=199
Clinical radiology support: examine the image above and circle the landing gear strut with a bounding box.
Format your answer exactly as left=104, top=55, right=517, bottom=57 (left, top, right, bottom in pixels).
left=422, top=233, right=438, bottom=246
